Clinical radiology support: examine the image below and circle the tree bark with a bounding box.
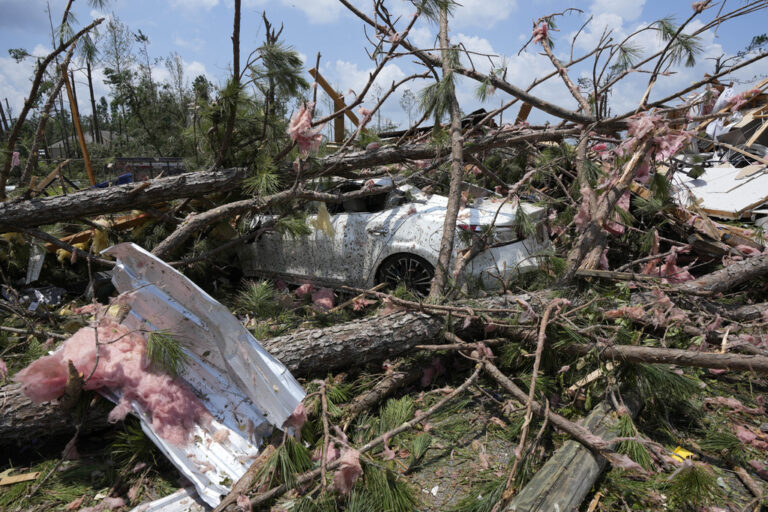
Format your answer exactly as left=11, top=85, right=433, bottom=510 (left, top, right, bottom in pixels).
left=0, top=99, right=9, bottom=133
left=215, top=0, right=240, bottom=168
left=263, top=310, right=451, bottom=377
left=20, top=47, right=75, bottom=186
left=86, top=59, right=101, bottom=144
left=428, top=9, right=464, bottom=300
left=0, top=168, right=247, bottom=230
left=677, top=252, right=768, bottom=295
left=565, top=137, right=654, bottom=278
left=565, top=343, right=768, bottom=374
left=0, top=384, right=112, bottom=449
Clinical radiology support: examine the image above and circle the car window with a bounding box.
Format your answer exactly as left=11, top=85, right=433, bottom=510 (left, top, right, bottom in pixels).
left=322, top=182, right=391, bottom=214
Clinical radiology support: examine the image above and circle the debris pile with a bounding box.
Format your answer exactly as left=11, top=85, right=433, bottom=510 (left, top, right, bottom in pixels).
left=3, top=1, right=768, bottom=511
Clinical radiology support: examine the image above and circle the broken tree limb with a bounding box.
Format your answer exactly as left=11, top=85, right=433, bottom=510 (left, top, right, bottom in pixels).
left=212, top=444, right=275, bottom=512
left=341, top=363, right=422, bottom=431
left=0, top=127, right=573, bottom=232
left=482, top=360, right=644, bottom=472
left=247, top=365, right=482, bottom=509
left=10, top=286, right=767, bottom=444
left=0, top=168, right=247, bottom=230
left=0, top=17, right=105, bottom=200
left=676, top=252, right=768, bottom=295
left=508, top=398, right=639, bottom=512
left=565, top=343, right=768, bottom=374
left=152, top=127, right=576, bottom=258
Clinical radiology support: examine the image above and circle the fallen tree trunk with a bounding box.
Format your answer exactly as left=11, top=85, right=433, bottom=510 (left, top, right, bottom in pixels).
left=0, top=384, right=112, bottom=449
left=0, top=127, right=574, bottom=232
left=0, top=168, right=247, bottom=230
left=565, top=343, right=768, bottom=374
left=677, top=252, right=768, bottom=295
left=5, top=249, right=764, bottom=442
left=0, top=294, right=524, bottom=444
left=8, top=287, right=768, bottom=442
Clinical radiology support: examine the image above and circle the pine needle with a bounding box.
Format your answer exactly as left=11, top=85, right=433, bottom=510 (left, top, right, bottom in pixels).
left=236, top=280, right=282, bottom=318
left=665, top=461, right=723, bottom=510
left=379, top=396, right=415, bottom=434
left=614, top=414, right=653, bottom=470
left=146, top=331, right=188, bottom=378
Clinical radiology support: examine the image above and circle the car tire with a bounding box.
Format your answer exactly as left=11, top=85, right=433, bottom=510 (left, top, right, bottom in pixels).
left=376, top=254, right=435, bottom=297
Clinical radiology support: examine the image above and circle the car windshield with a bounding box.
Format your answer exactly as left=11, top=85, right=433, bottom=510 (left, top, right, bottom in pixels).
left=318, top=182, right=404, bottom=214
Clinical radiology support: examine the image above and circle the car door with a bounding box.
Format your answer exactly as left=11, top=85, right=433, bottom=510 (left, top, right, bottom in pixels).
left=316, top=188, right=409, bottom=286
left=241, top=214, right=320, bottom=282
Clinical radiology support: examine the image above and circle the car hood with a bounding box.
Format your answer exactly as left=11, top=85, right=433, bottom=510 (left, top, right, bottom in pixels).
left=408, top=189, right=546, bottom=227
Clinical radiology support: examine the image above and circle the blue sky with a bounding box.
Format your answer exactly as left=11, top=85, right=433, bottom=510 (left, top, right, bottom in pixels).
left=1, top=0, right=767, bottom=135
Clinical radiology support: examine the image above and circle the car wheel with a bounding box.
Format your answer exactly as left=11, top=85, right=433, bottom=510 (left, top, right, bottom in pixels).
left=377, top=254, right=435, bottom=297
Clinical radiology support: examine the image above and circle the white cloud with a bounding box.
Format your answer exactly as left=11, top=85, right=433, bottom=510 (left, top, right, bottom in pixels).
left=454, top=33, right=497, bottom=73
left=452, top=0, right=517, bottom=29
left=590, top=0, right=645, bottom=22
left=330, top=59, right=407, bottom=98
left=0, top=56, right=37, bottom=117
left=572, top=12, right=626, bottom=52
left=409, top=25, right=434, bottom=49
left=30, top=44, right=51, bottom=58
left=315, top=59, right=419, bottom=130
left=89, top=9, right=110, bottom=22
left=184, top=60, right=212, bottom=81
left=174, top=36, right=205, bottom=51
left=278, top=0, right=343, bottom=24
left=151, top=59, right=213, bottom=86
left=169, top=0, right=220, bottom=10
left=387, top=0, right=517, bottom=29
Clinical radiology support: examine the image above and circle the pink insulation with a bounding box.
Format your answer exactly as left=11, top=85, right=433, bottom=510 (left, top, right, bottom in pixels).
left=311, top=287, right=335, bottom=311
left=532, top=22, right=548, bottom=45
left=288, top=102, right=324, bottom=155
left=13, top=317, right=212, bottom=445
left=333, top=448, right=363, bottom=494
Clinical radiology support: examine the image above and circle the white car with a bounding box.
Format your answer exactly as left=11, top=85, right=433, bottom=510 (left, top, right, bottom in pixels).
left=239, top=178, right=550, bottom=296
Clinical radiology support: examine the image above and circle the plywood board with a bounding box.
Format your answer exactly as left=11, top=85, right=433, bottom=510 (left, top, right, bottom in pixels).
left=674, top=163, right=768, bottom=219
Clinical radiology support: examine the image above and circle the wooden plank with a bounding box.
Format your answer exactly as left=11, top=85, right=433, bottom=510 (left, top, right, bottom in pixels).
left=630, top=182, right=762, bottom=249
left=333, top=98, right=345, bottom=143
left=309, top=68, right=362, bottom=127
left=515, top=103, right=533, bottom=125
left=696, top=79, right=768, bottom=132
left=716, top=141, right=768, bottom=167
left=746, top=120, right=768, bottom=148
left=0, top=472, right=40, bottom=486
left=62, top=64, right=95, bottom=186
left=507, top=399, right=638, bottom=512
left=28, top=159, right=71, bottom=198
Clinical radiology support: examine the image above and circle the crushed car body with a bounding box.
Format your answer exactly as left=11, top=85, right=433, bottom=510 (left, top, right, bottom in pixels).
left=239, top=178, right=550, bottom=295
